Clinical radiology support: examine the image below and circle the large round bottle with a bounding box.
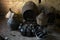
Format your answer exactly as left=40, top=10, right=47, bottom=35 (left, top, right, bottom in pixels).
left=22, top=1, right=39, bottom=22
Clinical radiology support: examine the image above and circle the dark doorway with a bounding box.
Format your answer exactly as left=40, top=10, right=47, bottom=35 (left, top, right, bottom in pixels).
left=39, top=0, right=41, bottom=3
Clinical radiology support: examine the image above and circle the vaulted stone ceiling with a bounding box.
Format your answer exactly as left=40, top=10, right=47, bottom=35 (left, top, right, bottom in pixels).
left=0, top=0, right=38, bottom=15
left=0, top=0, right=60, bottom=16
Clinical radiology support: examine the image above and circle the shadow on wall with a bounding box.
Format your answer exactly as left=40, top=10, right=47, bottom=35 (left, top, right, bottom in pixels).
left=0, top=2, right=7, bottom=19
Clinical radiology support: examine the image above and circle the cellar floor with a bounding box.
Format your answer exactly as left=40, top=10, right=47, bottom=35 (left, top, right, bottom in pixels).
left=0, top=18, right=60, bottom=40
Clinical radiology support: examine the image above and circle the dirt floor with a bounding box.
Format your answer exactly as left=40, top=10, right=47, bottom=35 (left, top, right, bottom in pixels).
left=0, top=18, right=60, bottom=40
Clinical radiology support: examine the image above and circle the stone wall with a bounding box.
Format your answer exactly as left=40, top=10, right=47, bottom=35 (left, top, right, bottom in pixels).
left=41, top=0, right=60, bottom=10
